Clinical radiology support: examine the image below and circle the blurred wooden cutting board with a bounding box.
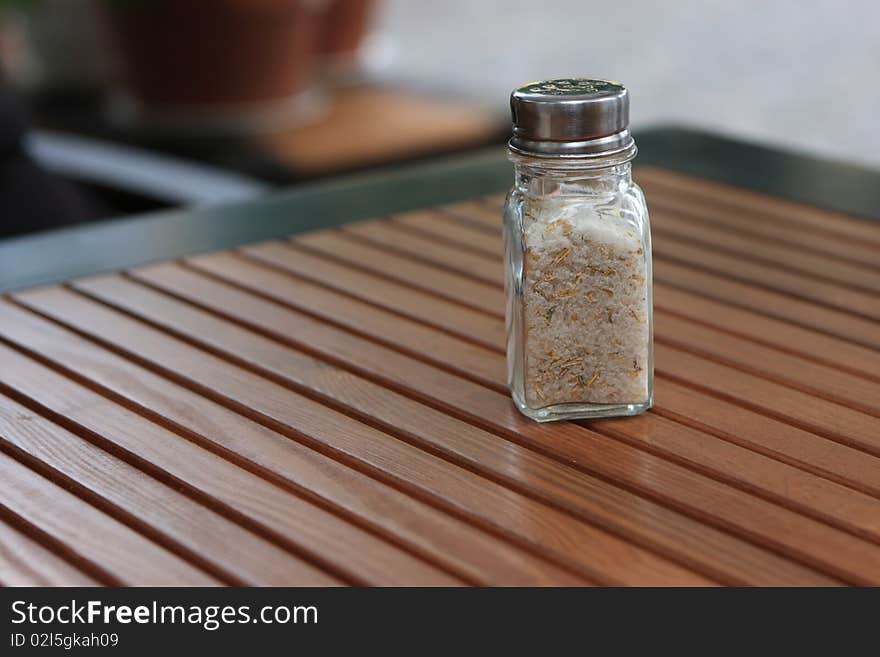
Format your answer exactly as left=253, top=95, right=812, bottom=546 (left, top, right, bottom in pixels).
left=258, top=86, right=503, bottom=175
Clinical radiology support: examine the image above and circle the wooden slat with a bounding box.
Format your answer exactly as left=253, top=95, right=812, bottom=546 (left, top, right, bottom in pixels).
left=0, top=343, right=401, bottom=586
left=475, top=178, right=880, bottom=270
left=396, top=206, right=880, bottom=350
left=0, top=379, right=344, bottom=586
left=295, top=223, right=880, bottom=458
left=15, top=285, right=688, bottom=587
left=0, top=304, right=532, bottom=584
left=446, top=199, right=505, bottom=229
left=396, top=209, right=880, bottom=384
left=345, top=220, right=504, bottom=286
left=653, top=314, right=880, bottom=417
left=86, top=267, right=833, bottom=585
left=286, top=226, right=880, bottom=497
left=0, top=450, right=218, bottom=585
left=0, top=298, right=568, bottom=586
left=444, top=200, right=505, bottom=227
left=0, top=518, right=99, bottom=586
left=160, top=248, right=880, bottom=584
left=76, top=261, right=880, bottom=585
left=644, top=190, right=880, bottom=270
left=287, top=223, right=880, bottom=461
left=655, top=343, right=880, bottom=453
left=393, top=210, right=501, bottom=257
left=295, top=226, right=880, bottom=384
left=30, top=281, right=703, bottom=588
left=649, top=206, right=880, bottom=293
left=652, top=283, right=880, bottom=383
left=210, top=233, right=880, bottom=464
left=656, top=258, right=880, bottom=350
left=422, top=200, right=880, bottom=357
left=290, top=229, right=880, bottom=416
left=652, top=379, right=880, bottom=497
left=207, top=247, right=504, bottom=390
left=216, top=249, right=503, bottom=389
left=206, top=240, right=880, bottom=530
left=652, top=232, right=880, bottom=322
left=5, top=166, right=880, bottom=587
left=244, top=240, right=506, bottom=351
left=295, top=229, right=506, bottom=312
left=636, top=166, right=880, bottom=248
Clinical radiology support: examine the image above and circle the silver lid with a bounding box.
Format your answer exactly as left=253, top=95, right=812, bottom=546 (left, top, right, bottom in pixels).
left=509, top=78, right=634, bottom=157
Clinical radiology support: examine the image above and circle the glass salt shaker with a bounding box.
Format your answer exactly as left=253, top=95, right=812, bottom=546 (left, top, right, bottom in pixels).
left=503, top=78, right=653, bottom=422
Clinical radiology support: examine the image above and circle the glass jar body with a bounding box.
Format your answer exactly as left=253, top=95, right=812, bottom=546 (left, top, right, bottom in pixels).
left=503, top=153, right=653, bottom=422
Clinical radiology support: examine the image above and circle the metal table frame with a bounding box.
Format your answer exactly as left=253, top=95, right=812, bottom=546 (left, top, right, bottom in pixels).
left=2, top=127, right=878, bottom=293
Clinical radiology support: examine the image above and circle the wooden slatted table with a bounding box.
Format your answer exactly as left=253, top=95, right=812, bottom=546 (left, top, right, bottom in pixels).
left=1, top=130, right=879, bottom=586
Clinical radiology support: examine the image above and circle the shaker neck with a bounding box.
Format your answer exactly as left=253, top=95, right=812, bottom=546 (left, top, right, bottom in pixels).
left=512, top=155, right=634, bottom=198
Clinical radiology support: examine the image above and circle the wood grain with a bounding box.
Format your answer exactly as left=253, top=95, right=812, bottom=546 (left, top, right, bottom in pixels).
left=655, top=257, right=880, bottom=350
left=648, top=206, right=880, bottom=293
left=0, top=517, right=99, bottom=586
left=278, top=235, right=880, bottom=518
left=213, top=248, right=503, bottom=389
left=395, top=203, right=880, bottom=349
left=85, top=267, right=830, bottom=585
left=636, top=166, right=880, bottom=248
left=345, top=220, right=504, bottom=286
left=35, top=280, right=707, bottom=588
left=652, top=233, right=880, bottom=322
left=262, top=243, right=880, bottom=532
left=643, top=190, right=880, bottom=270
left=289, top=223, right=880, bottom=497
left=3, top=168, right=878, bottom=586
left=153, top=251, right=880, bottom=583
left=652, top=283, right=880, bottom=383
left=0, top=377, right=343, bottom=586
left=477, top=176, right=880, bottom=269
left=244, top=240, right=506, bottom=351
left=68, top=263, right=871, bottom=584
left=295, top=230, right=506, bottom=312
left=306, top=220, right=880, bottom=384
left=393, top=210, right=502, bottom=257
left=0, top=450, right=218, bottom=585
left=0, top=298, right=568, bottom=586
left=292, top=225, right=880, bottom=412
left=251, top=230, right=880, bottom=470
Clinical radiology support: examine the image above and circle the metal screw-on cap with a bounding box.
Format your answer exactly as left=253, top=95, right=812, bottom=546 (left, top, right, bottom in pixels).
left=509, top=78, right=634, bottom=157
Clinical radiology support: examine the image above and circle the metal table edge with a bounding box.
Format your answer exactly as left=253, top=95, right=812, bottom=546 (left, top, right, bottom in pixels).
left=2, top=126, right=878, bottom=293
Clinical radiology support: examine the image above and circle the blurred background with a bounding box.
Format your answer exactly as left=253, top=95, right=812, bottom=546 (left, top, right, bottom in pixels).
left=0, top=0, right=876, bottom=238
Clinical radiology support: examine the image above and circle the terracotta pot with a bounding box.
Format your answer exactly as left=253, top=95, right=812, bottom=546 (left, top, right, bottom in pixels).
left=320, top=0, right=376, bottom=58
left=107, top=0, right=327, bottom=109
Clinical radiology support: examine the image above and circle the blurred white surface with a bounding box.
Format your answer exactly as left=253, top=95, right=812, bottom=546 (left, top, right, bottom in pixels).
left=370, top=0, right=880, bottom=168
